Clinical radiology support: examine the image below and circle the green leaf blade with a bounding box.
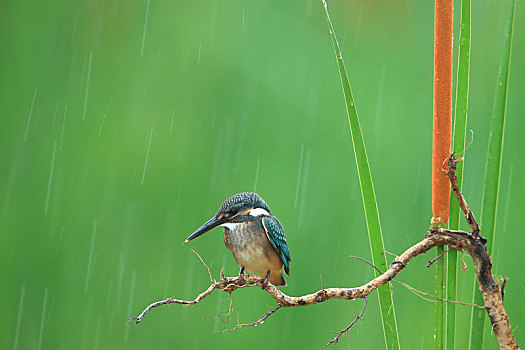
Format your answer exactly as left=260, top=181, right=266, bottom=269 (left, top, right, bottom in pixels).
left=448, top=0, right=471, bottom=349
left=322, top=2, right=399, bottom=349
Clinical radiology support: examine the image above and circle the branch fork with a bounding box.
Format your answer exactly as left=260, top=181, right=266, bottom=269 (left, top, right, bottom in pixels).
left=130, top=155, right=517, bottom=349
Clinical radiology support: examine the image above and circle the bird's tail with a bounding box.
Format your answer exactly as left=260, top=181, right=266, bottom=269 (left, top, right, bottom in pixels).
left=270, top=271, right=287, bottom=286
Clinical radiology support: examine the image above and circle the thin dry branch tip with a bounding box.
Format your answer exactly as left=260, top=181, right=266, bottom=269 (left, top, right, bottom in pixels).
left=218, top=305, right=282, bottom=332
left=129, top=169, right=517, bottom=348
left=191, top=248, right=215, bottom=283
left=426, top=247, right=453, bottom=267
left=323, top=296, right=368, bottom=349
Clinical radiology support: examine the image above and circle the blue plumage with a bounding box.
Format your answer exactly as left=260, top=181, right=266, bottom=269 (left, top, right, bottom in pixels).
left=186, top=192, right=291, bottom=287
left=262, top=216, right=291, bottom=275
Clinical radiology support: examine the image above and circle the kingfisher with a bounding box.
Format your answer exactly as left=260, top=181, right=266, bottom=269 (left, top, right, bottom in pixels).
left=185, top=192, right=291, bottom=288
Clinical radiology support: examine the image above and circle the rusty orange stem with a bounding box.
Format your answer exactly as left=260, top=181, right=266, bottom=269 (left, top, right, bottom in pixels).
left=432, top=0, right=453, bottom=226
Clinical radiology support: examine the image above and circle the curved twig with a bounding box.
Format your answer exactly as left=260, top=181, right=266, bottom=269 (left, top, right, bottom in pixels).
left=132, top=230, right=482, bottom=316
left=322, top=296, right=367, bottom=349
left=217, top=305, right=281, bottom=332
left=131, top=228, right=514, bottom=348
left=446, top=155, right=480, bottom=235
left=130, top=155, right=517, bottom=349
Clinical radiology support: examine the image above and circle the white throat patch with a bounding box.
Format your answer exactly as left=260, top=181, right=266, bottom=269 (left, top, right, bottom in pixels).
left=249, top=208, right=270, bottom=217
left=220, top=222, right=240, bottom=230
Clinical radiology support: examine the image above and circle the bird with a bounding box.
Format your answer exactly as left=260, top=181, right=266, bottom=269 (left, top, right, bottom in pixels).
left=185, top=192, right=291, bottom=288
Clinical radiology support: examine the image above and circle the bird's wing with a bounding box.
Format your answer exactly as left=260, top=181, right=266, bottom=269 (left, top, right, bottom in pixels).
left=262, top=216, right=291, bottom=275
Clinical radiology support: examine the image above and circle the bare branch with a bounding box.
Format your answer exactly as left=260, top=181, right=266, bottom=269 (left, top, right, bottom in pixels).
left=133, top=230, right=482, bottom=320
left=501, top=277, right=508, bottom=302
left=349, top=255, right=382, bottom=274
left=131, top=155, right=517, bottom=349
left=384, top=250, right=398, bottom=258
left=203, top=292, right=235, bottom=325
left=429, top=228, right=516, bottom=349
left=130, top=282, right=217, bottom=325
left=323, top=296, right=367, bottom=349
left=392, top=280, right=485, bottom=309
left=192, top=248, right=215, bottom=283
left=131, top=227, right=516, bottom=347
left=218, top=305, right=281, bottom=332
left=426, top=247, right=453, bottom=267
left=445, top=155, right=480, bottom=235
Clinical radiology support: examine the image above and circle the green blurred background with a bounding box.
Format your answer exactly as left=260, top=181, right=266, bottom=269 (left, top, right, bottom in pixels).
left=1, top=0, right=523, bottom=348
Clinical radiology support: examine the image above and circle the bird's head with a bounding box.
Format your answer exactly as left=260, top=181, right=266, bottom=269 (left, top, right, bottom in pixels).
left=184, top=192, right=271, bottom=243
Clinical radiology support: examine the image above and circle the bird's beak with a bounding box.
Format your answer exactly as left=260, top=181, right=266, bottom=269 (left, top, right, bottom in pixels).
left=184, top=216, right=224, bottom=243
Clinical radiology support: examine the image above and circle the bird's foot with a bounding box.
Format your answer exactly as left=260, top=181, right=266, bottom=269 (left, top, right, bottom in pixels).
left=261, top=271, right=271, bottom=290
left=237, top=267, right=245, bottom=286
left=260, top=279, right=269, bottom=289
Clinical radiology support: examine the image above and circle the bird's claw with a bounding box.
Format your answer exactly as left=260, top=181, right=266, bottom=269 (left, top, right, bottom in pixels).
left=260, top=279, right=269, bottom=290
left=237, top=274, right=244, bottom=286
left=261, top=271, right=271, bottom=289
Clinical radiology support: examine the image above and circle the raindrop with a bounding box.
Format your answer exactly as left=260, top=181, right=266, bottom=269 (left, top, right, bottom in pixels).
left=294, top=144, right=305, bottom=209
left=197, top=43, right=202, bottom=64
left=37, top=288, right=48, bottom=350
left=253, top=157, right=261, bottom=192
left=24, top=88, right=37, bottom=142
left=44, top=141, right=57, bottom=216
left=82, top=52, right=93, bottom=120
left=60, top=105, right=67, bottom=151
left=84, top=219, right=98, bottom=294
left=141, top=127, right=154, bottom=185
left=297, top=149, right=311, bottom=235
left=98, top=113, right=107, bottom=136
left=125, top=270, right=137, bottom=341
left=141, top=0, right=150, bottom=56
left=71, top=9, right=79, bottom=43
left=14, top=285, right=25, bottom=350
left=170, top=110, right=175, bottom=135
left=106, top=277, right=114, bottom=306
left=213, top=289, right=224, bottom=333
